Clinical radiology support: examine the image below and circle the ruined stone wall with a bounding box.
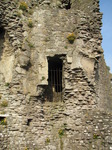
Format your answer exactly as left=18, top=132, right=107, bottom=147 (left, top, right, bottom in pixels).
left=96, top=56, right=112, bottom=112
left=0, top=0, right=112, bottom=149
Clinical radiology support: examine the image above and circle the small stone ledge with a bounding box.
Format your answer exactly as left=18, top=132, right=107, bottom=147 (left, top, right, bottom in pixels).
left=0, top=114, right=9, bottom=118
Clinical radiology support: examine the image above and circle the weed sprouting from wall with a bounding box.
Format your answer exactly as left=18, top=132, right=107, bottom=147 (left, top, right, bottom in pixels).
left=24, top=148, right=29, bottom=150
left=0, top=118, right=7, bottom=125
left=25, top=38, right=35, bottom=49
left=93, top=133, right=99, bottom=139
left=67, top=33, right=76, bottom=44
left=45, top=137, right=50, bottom=144
left=5, top=83, right=10, bottom=87
left=41, top=76, right=45, bottom=81
left=27, top=19, right=33, bottom=28
left=1, top=100, right=8, bottom=107
left=58, top=129, right=64, bottom=138
left=19, top=2, right=28, bottom=11
left=28, top=42, right=34, bottom=48
left=58, top=128, right=65, bottom=150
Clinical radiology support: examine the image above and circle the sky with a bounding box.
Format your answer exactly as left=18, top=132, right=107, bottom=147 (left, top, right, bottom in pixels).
left=100, top=0, right=112, bottom=73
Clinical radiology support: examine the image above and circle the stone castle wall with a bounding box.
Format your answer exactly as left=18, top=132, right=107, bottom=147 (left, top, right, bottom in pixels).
left=0, top=0, right=112, bottom=149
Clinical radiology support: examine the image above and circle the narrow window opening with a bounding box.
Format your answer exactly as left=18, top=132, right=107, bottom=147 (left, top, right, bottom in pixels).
left=46, top=56, right=63, bottom=102
left=65, top=0, right=71, bottom=9
left=0, top=27, right=5, bottom=37
left=62, top=0, right=71, bottom=10
left=48, top=56, right=62, bottom=92
left=27, top=119, right=32, bottom=126
left=110, top=78, right=112, bottom=84
left=0, top=27, right=5, bottom=60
